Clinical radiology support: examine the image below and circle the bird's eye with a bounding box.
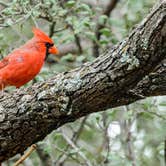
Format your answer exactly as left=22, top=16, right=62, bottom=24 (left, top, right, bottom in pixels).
left=45, top=42, right=54, bottom=48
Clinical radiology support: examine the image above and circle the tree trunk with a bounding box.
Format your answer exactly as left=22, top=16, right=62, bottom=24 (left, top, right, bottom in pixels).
left=0, top=0, right=165, bottom=162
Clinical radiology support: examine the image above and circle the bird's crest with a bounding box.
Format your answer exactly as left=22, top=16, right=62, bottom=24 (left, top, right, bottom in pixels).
left=32, top=27, right=53, bottom=43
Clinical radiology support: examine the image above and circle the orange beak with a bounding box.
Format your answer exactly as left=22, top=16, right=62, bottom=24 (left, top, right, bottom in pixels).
left=49, top=46, right=59, bottom=55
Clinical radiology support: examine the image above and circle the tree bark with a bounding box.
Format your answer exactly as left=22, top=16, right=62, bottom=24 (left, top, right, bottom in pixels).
left=0, top=0, right=166, bottom=162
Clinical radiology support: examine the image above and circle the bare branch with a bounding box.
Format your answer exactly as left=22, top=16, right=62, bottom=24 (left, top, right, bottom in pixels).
left=36, top=144, right=52, bottom=166
left=59, top=1, right=83, bottom=55
left=57, top=39, right=92, bottom=56
left=93, top=0, right=119, bottom=57
left=56, top=116, right=88, bottom=165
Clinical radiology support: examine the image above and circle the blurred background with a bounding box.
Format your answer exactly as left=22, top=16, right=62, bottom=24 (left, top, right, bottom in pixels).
left=0, top=0, right=165, bottom=165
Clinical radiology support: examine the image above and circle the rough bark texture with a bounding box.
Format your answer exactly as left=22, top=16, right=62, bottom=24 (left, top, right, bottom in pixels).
left=0, top=1, right=166, bottom=162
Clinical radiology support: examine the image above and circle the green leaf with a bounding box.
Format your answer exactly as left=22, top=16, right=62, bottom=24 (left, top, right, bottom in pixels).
left=65, top=0, right=76, bottom=7
left=85, top=31, right=97, bottom=41
left=79, top=3, right=91, bottom=12
left=98, top=15, right=108, bottom=25
left=61, top=53, right=75, bottom=62
left=76, top=55, right=86, bottom=63
left=0, top=34, right=4, bottom=40
left=159, top=102, right=166, bottom=106
left=99, top=39, right=109, bottom=45
left=5, top=19, right=13, bottom=26
left=99, top=28, right=111, bottom=37
left=83, top=20, right=91, bottom=28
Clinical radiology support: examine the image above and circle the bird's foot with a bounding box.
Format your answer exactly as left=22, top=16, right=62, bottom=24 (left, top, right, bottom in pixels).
left=0, top=89, right=4, bottom=97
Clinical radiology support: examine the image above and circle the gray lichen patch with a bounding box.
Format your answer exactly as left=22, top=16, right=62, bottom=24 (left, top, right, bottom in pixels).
left=67, top=106, right=73, bottom=115
left=0, top=112, right=5, bottom=122
left=58, top=95, right=70, bottom=112
left=0, top=106, right=6, bottom=123
left=118, top=40, right=141, bottom=70
left=21, top=95, right=33, bottom=103
left=17, top=103, right=31, bottom=114
left=120, top=52, right=140, bottom=70
left=0, top=141, right=8, bottom=149
left=141, top=38, right=149, bottom=50
left=127, top=56, right=140, bottom=70
left=0, top=105, right=4, bottom=111
left=52, top=71, right=83, bottom=95
left=37, top=91, right=49, bottom=101
left=37, top=89, right=55, bottom=101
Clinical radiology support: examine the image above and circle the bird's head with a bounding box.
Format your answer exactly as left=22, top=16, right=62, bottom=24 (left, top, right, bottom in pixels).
left=32, top=27, right=59, bottom=57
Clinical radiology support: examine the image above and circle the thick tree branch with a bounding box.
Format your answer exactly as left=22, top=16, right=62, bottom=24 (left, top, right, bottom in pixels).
left=0, top=1, right=165, bottom=162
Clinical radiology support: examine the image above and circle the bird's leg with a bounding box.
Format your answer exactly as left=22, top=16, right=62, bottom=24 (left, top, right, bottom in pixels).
left=13, top=144, right=37, bottom=166
left=0, top=83, right=4, bottom=96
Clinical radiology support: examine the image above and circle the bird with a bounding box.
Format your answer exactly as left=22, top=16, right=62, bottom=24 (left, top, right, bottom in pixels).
left=0, top=27, right=59, bottom=91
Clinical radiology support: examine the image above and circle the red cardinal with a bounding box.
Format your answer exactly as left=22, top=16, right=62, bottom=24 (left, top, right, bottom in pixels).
left=0, top=27, right=59, bottom=91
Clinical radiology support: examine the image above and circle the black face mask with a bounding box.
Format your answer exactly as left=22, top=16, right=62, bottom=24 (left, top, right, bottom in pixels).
left=45, top=42, right=54, bottom=60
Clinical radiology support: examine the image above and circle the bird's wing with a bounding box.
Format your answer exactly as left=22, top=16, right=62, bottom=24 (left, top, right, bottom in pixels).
left=0, top=49, right=26, bottom=70
left=0, top=57, right=9, bottom=70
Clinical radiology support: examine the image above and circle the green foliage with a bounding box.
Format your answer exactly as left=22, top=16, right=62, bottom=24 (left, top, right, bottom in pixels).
left=0, top=0, right=165, bottom=166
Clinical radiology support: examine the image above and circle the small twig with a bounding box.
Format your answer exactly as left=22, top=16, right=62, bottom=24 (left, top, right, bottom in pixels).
left=23, top=4, right=38, bottom=27
left=53, top=26, right=67, bottom=33
left=38, top=15, right=51, bottom=22
left=70, top=25, right=83, bottom=54
left=61, top=129, right=92, bottom=166
left=164, top=139, right=166, bottom=165
left=54, top=145, right=83, bottom=165
left=59, top=2, right=83, bottom=55
left=13, top=144, right=37, bottom=166
left=0, top=14, right=30, bottom=29
left=36, top=143, right=52, bottom=166
left=57, top=39, right=91, bottom=57
left=93, top=0, right=119, bottom=57
left=72, top=116, right=88, bottom=144
left=0, top=1, right=9, bottom=7
left=122, top=106, right=136, bottom=166
left=49, top=22, right=56, bottom=37
left=56, top=116, right=88, bottom=165
left=0, top=3, right=41, bottom=29
left=102, top=112, right=110, bottom=164
left=137, top=102, right=166, bottom=121
left=147, top=110, right=166, bottom=121
left=128, top=89, right=145, bottom=99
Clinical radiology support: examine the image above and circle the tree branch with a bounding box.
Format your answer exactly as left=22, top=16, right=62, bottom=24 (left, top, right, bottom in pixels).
left=0, top=0, right=165, bottom=162
left=93, top=0, right=119, bottom=57
left=59, top=1, right=83, bottom=55
left=57, top=39, right=92, bottom=56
